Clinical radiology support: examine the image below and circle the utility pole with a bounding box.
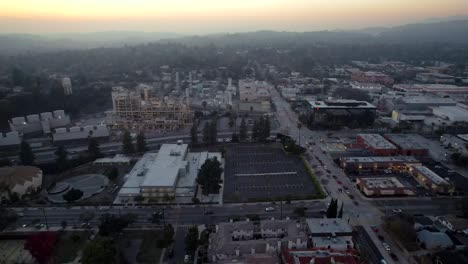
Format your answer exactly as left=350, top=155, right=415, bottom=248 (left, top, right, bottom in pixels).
left=42, top=208, right=49, bottom=230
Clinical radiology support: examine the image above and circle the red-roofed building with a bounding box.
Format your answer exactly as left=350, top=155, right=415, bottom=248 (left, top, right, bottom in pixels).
left=282, top=248, right=359, bottom=264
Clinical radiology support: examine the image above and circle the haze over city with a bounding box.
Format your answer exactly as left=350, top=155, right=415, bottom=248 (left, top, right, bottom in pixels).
left=1, top=0, right=468, bottom=33
left=2, top=1, right=468, bottom=264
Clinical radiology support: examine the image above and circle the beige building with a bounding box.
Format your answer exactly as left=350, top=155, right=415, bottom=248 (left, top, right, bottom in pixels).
left=0, top=166, right=43, bottom=201
left=110, top=85, right=190, bottom=132
left=238, top=79, right=271, bottom=102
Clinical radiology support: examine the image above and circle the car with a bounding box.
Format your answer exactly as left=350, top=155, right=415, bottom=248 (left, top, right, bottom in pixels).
left=392, top=209, right=403, bottom=213
left=338, top=188, right=342, bottom=193
left=345, top=190, right=350, bottom=194
left=380, top=260, right=388, bottom=264
left=323, top=166, right=328, bottom=169
left=382, top=242, right=390, bottom=251
left=184, top=255, right=191, bottom=263
left=336, top=180, right=342, bottom=185
left=348, top=194, right=354, bottom=199
left=326, top=169, right=331, bottom=173
left=378, top=235, right=384, bottom=241
left=265, top=207, right=275, bottom=212
left=343, top=186, right=349, bottom=190
left=17, top=212, right=24, bottom=217
left=353, top=201, right=359, bottom=206
left=390, top=253, right=398, bottom=261
left=332, top=175, right=338, bottom=179
left=371, top=225, right=379, bottom=232
left=22, top=224, right=28, bottom=228
left=204, top=211, right=214, bottom=215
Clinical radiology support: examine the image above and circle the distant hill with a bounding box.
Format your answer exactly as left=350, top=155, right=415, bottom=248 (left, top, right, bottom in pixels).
left=0, top=31, right=182, bottom=55
left=1, top=20, right=468, bottom=55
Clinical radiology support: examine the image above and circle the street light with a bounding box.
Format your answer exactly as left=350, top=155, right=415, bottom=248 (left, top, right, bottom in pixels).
left=41, top=208, right=49, bottom=230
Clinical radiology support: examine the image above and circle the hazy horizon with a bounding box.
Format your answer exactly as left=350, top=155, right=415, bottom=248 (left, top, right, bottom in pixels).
left=1, top=0, right=468, bottom=34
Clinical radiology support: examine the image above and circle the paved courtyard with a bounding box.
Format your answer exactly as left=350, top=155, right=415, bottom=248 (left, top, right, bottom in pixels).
left=223, top=145, right=318, bottom=202
left=48, top=174, right=109, bottom=203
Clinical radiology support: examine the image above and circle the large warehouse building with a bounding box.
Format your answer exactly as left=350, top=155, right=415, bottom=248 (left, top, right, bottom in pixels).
left=306, top=100, right=377, bottom=128
left=384, top=134, right=429, bottom=156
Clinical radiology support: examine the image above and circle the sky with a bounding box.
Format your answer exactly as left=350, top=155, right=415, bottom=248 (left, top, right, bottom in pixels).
left=0, top=0, right=467, bottom=34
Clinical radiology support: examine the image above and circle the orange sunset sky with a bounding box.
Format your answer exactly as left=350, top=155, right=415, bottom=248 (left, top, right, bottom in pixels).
left=0, top=0, right=467, bottom=34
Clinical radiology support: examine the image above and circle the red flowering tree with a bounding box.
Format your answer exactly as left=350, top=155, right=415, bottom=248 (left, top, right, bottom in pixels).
left=24, top=232, right=58, bottom=264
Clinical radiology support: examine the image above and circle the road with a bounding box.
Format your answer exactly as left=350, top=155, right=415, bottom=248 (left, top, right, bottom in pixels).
left=271, top=87, right=407, bottom=264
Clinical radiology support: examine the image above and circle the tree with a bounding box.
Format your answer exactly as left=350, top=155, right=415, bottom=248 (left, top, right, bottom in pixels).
left=293, top=207, right=307, bottom=218
left=202, top=122, right=211, bottom=145
left=326, top=198, right=338, bottom=218
left=55, top=146, right=69, bottom=172
left=210, top=120, right=218, bottom=145
left=190, top=124, right=198, bottom=144
left=20, top=141, right=35, bottom=165
left=62, top=188, right=83, bottom=203
left=252, top=120, right=259, bottom=141
left=231, top=133, right=239, bottom=143
left=82, top=238, right=116, bottom=264
left=160, top=224, right=175, bottom=247
left=88, top=138, right=101, bottom=161
left=196, top=157, right=223, bottom=195
left=461, top=197, right=468, bottom=218
left=134, top=195, right=144, bottom=203
left=239, top=117, right=247, bottom=141
left=338, top=203, right=344, bottom=218
left=24, top=232, right=58, bottom=264
left=185, top=225, right=199, bottom=254
left=122, top=130, right=135, bottom=155
left=136, top=131, right=147, bottom=153
left=98, top=213, right=136, bottom=236
left=202, top=101, right=207, bottom=109
left=105, top=167, right=119, bottom=181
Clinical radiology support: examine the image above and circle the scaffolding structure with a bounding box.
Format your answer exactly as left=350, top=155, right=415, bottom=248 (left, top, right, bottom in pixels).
left=110, top=86, right=191, bottom=132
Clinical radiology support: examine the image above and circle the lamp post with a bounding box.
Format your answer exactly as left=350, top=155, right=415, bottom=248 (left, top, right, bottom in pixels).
left=42, top=208, right=49, bottom=230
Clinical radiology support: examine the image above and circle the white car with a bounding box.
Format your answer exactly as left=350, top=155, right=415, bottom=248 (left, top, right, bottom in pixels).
left=382, top=242, right=391, bottom=251
left=392, top=209, right=402, bottom=213
left=265, top=207, right=275, bottom=212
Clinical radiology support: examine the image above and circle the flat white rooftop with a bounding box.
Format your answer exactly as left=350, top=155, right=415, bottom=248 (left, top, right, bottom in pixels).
left=358, top=134, right=397, bottom=150
left=412, top=165, right=449, bottom=185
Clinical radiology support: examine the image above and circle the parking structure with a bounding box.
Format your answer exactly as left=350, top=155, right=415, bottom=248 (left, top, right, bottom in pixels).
left=223, top=145, right=319, bottom=202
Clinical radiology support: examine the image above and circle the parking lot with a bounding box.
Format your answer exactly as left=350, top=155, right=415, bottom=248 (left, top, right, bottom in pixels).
left=223, top=145, right=319, bottom=202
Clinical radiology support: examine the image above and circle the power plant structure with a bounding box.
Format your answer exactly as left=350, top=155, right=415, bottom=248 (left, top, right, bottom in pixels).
left=110, top=85, right=191, bottom=132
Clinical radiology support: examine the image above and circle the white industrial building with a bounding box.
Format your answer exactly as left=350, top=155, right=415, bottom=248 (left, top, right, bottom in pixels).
left=52, top=124, right=110, bottom=144
left=115, top=142, right=221, bottom=204
left=9, top=110, right=71, bottom=135
left=0, top=166, right=43, bottom=202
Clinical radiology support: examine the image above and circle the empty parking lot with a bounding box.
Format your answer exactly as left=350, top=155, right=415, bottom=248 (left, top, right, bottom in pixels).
left=223, top=145, right=319, bottom=202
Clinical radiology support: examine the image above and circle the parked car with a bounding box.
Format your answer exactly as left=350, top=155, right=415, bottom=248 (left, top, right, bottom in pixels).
left=265, top=207, right=275, bottom=212
left=371, top=225, right=379, bottom=232
left=392, top=209, right=403, bottom=213
left=353, top=201, right=359, bottom=206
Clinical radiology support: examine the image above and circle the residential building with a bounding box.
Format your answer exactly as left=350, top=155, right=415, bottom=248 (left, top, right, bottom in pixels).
left=339, top=156, right=421, bottom=173
left=305, top=218, right=354, bottom=251
left=0, top=166, right=43, bottom=202
left=306, top=100, right=376, bottom=128
left=356, top=134, right=398, bottom=156
left=351, top=71, right=394, bottom=85
left=384, top=134, right=430, bottom=156
left=282, top=248, right=359, bottom=264
left=410, top=165, right=454, bottom=194
left=0, top=132, right=21, bottom=150
left=208, top=219, right=307, bottom=263
left=356, top=177, right=415, bottom=197
left=9, top=110, right=71, bottom=136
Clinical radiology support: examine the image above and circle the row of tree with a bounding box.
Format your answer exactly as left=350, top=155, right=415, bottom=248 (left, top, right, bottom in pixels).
left=122, top=130, right=147, bottom=154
